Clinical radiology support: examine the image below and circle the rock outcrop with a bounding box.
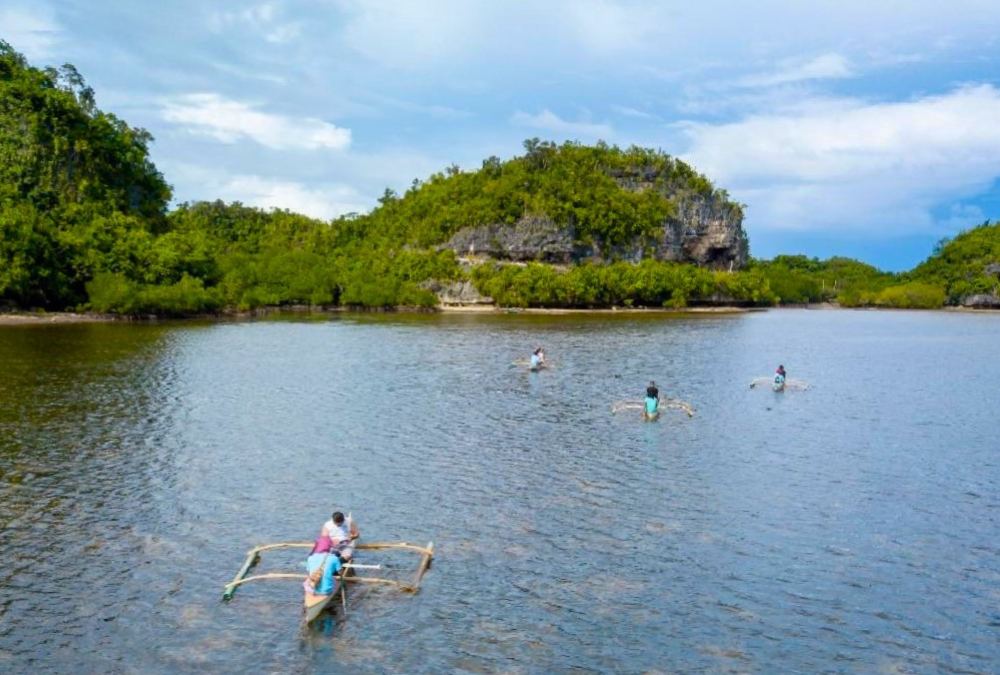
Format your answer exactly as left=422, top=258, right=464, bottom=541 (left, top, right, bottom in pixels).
left=441, top=186, right=747, bottom=270
left=441, top=216, right=586, bottom=264
left=420, top=279, right=493, bottom=306
left=960, top=293, right=1000, bottom=308
left=961, top=263, right=1000, bottom=307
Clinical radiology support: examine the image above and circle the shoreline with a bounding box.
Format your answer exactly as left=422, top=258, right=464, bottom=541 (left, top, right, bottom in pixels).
left=2, top=303, right=998, bottom=326
left=0, top=311, right=120, bottom=325
left=0, top=305, right=761, bottom=325
left=436, top=305, right=759, bottom=314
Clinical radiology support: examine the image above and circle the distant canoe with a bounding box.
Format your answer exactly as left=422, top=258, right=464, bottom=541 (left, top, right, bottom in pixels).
left=511, top=357, right=550, bottom=371
left=612, top=398, right=694, bottom=418
left=750, top=377, right=809, bottom=391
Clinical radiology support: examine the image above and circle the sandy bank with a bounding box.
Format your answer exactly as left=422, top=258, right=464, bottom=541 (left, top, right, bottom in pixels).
left=437, top=305, right=758, bottom=315
left=0, top=312, right=118, bottom=325
left=6, top=304, right=993, bottom=326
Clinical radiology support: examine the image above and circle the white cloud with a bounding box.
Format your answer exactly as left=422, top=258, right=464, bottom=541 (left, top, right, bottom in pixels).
left=939, top=203, right=987, bottom=231
left=739, top=54, right=854, bottom=88
left=679, top=85, right=1000, bottom=235
left=322, top=0, right=1000, bottom=77
left=612, top=105, right=657, bottom=120
left=332, top=0, right=485, bottom=69
left=208, top=3, right=302, bottom=44
left=1, top=3, right=59, bottom=61
left=560, top=0, right=663, bottom=56
left=165, top=162, right=369, bottom=219
left=161, top=94, right=350, bottom=151
left=511, top=110, right=613, bottom=140
left=208, top=62, right=287, bottom=85
left=373, top=95, right=472, bottom=121
left=217, top=175, right=368, bottom=219
left=327, top=0, right=672, bottom=71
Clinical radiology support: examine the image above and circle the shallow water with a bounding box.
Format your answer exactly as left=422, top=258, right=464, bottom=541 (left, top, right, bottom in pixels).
left=1, top=309, right=999, bottom=674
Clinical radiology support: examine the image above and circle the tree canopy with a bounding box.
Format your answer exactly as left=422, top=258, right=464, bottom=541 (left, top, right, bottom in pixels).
left=2, top=42, right=996, bottom=314
left=0, top=40, right=171, bottom=306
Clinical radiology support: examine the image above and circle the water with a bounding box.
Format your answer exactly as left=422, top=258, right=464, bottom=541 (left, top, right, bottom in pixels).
left=1, top=309, right=999, bottom=675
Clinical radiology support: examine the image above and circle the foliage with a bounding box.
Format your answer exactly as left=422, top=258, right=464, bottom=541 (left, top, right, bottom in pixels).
left=0, top=40, right=171, bottom=307
left=906, top=221, right=1000, bottom=303
left=871, top=282, right=947, bottom=309
left=326, top=138, right=735, bottom=251
left=86, top=272, right=222, bottom=315
left=4, top=43, right=998, bottom=315
left=471, top=260, right=776, bottom=308
left=752, top=255, right=897, bottom=306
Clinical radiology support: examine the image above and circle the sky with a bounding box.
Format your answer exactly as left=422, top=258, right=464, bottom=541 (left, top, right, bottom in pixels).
left=4, top=0, right=1000, bottom=271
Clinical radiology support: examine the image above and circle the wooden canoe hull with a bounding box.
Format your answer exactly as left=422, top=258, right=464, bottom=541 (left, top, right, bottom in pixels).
left=304, top=559, right=356, bottom=624
left=303, top=575, right=340, bottom=624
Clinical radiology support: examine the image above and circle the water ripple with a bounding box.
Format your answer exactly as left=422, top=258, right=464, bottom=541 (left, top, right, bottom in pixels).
left=1, top=311, right=999, bottom=674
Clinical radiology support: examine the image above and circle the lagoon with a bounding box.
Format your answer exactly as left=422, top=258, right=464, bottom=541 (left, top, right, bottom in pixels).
left=1, top=309, right=999, bottom=674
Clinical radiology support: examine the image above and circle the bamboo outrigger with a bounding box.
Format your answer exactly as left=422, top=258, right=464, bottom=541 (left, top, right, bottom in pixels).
left=612, top=398, right=695, bottom=418
left=223, top=540, right=434, bottom=625
left=749, top=377, right=809, bottom=391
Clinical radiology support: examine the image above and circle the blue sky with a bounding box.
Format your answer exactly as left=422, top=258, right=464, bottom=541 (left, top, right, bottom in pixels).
left=5, top=0, right=1000, bottom=271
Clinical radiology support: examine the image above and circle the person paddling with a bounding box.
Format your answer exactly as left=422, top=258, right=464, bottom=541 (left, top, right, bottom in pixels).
left=320, top=511, right=360, bottom=561
left=774, top=365, right=787, bottom=391
left=644, top=381, right=660, bottom=419
left=304, top=536, right=343, bottom=596
left=529, top=347, right=546, bottom=371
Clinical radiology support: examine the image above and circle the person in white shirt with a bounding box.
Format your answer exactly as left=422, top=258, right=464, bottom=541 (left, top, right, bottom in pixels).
left=320, top=511, right=360, bottom=561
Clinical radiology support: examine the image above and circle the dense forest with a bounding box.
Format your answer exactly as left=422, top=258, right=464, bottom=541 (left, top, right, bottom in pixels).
left=751, top=222, right=1000, bottom=308
left=1, top=41, right=998, bottom=314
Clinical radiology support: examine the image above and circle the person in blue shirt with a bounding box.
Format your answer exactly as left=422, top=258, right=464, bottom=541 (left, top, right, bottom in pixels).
left=304, top=536, right=343, bottom=596
left=644, top=381, right=660, bottom=420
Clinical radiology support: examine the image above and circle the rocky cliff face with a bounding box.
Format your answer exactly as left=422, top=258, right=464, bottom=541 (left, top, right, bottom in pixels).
left=960, top=293, right=1000, bottom=308
left=440, top=187, right=748, bottom=270
left=960, top=263, right=1000, bottom=307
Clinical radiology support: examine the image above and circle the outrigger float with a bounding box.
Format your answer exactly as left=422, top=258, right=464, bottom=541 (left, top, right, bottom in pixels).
left=749, top=377, right=809, bottom=391
left=612, top=398, right=695, bottom=419
left=223, top=541, right=434, bottom=625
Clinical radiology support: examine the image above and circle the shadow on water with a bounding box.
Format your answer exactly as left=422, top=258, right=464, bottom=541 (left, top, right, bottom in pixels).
left=1, top=310, right=999, bottom=674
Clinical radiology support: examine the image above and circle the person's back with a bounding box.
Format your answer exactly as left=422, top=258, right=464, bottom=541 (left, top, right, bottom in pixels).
left=530, top=347, right=544, bottom=370
left=305, top=539, right=342, bottom=596
left=644, top=396, right=659, bottom=415
left=774, top=365, right=786, bottom=390
left=645, top=380, right=660, bottom=416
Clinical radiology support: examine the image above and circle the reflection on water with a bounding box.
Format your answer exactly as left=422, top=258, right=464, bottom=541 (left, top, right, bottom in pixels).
left=1, top=310, right=999, bottom=674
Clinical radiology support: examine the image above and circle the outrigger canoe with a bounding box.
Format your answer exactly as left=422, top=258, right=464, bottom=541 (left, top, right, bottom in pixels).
left=223, top=540, right=435, bottom=626
left=749, top=377, right=809, bottom=391
left=612, top=398, right=695, bottom=418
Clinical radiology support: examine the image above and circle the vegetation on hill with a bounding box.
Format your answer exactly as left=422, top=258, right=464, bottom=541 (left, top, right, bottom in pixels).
left=0, top=41, right=171, bottom=307
left=2, top=42, right=771, bottom=314
left=753, top=222, right=1000, bottom=308
left=752, top=256, right=897, bottom=306
left=2, top=42, right=997, bottom=315
left=907, top=222, right=1000, bottom=303
left=346, top=137, right=730, bottom=250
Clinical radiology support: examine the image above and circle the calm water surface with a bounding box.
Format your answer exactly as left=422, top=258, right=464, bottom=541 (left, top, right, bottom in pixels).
left=1, top=310, right=999, bottom=674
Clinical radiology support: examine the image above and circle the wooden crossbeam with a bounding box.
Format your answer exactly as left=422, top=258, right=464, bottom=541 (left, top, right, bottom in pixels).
left=356, top=541, right=434, bottom=556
